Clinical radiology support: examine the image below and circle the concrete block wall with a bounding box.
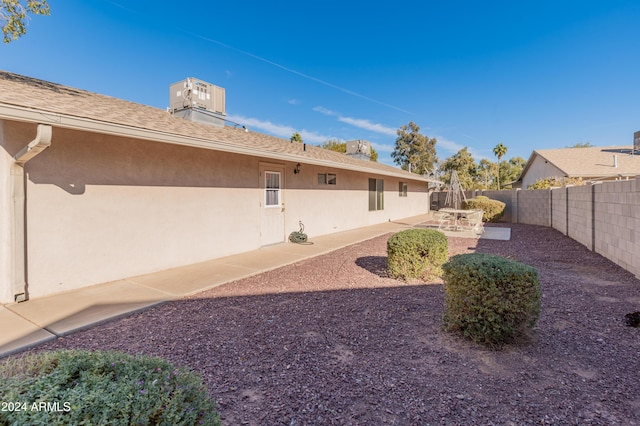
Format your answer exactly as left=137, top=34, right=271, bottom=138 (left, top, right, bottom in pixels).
left=520, top=179, right=639, bottom=279
left=550, top=188, right=567, bottom=234
left=592, top=179, right=639, bottom=277
left=566, top=185, right=594, bottom=250
left=516, top=189, right=550, bottom=226
left=432, top=179, right=640, bottom=279
left=481, top=190, right=514, bottom=222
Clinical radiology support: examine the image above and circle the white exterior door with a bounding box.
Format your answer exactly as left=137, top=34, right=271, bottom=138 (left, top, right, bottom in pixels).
left=260, top=165, right=285, bottom=245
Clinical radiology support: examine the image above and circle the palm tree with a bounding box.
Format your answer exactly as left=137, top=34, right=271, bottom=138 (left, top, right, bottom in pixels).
left=493, top=143, right=508, bottom=190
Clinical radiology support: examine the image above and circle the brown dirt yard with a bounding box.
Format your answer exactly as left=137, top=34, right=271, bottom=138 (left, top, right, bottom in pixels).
left=10, top=223, right=640, bottom=425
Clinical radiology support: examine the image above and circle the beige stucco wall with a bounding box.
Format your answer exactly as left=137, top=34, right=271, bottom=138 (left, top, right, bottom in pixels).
left=285, top=167, right=428, bottom=237
left=21, top=126, right=262, bottom=299
left=1, top=120, right=429, bottom=302
left=521, top=156, right=565, bottom=189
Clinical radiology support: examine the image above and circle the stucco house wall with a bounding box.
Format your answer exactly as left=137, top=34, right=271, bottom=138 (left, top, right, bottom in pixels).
left=520, top=155, right=564, bottom=189
left=1, top=120, right=430, bottom=302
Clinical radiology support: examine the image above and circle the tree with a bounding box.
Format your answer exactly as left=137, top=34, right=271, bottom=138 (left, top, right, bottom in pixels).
left=440, top=147, right=478, bottom=189
left=492, top=143, right=508, bottom=190
left=321, top=139, right=345, bottom=153
left=476, top=158, right=497, bottom=189
left=290, top=132, right=303, bottom=143
left=391, top=121, right=437, bottom=175
left=502, top=156, right=526, bottom=188
left=566, top=142, right=594, bottom=148
left=320, top=139, right=379, bottom=162
left=1, top=0, right=49, bottom=43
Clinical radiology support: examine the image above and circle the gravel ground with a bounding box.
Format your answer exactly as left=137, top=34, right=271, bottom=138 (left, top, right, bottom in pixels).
left=14, top=224, right=640, bottom=425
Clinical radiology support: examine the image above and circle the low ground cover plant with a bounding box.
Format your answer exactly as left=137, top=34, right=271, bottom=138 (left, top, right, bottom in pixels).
left=442, top=253, right=540, bottom=347
left=462, top=196, right=505, bottom=222
left=0, top=349, right=220, bottom=426
left=387, top=228, right=447, bottom=281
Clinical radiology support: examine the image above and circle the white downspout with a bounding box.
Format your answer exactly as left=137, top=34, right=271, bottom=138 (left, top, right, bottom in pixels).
left=11, top=124, right=52, bottom=302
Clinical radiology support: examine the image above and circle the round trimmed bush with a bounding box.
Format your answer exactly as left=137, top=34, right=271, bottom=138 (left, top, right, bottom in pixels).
left=387, top=228, right=448, bottom=281
left=462, top=197, right=506, bottom=223
left=0, top=350, right=220, bottom=426
left=442, top=253, right=540, bottom=347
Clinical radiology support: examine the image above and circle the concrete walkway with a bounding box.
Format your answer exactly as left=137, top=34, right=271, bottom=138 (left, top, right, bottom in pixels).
left=0, top=214, right=509, bottom=358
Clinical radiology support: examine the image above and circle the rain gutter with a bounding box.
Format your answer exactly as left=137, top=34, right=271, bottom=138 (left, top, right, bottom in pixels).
left=11, top=124, right=52, bottom=302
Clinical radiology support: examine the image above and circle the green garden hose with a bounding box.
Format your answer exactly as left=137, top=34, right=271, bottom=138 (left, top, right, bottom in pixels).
left=289, top=221, right=313, bottom=245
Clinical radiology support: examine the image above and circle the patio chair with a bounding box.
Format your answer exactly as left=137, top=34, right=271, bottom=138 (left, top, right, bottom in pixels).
left=435, top=211, right=454, bottom=230
left=460, top=209, right=484, bottom=233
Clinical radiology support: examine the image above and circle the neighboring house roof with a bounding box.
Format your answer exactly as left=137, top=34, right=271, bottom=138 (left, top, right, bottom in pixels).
left=0, top=71, right=437, bottom=183
left=515, top=145, right=640, bottom=186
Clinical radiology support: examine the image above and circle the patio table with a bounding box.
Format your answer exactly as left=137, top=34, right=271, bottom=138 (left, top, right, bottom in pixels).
left=439, top=208, right=470, bottom=231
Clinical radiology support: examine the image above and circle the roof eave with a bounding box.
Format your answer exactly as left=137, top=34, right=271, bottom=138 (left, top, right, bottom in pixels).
left=0, top=103, right=438, bottom=183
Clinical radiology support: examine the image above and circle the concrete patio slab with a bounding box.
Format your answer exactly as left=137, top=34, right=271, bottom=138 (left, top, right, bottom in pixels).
left=481, top=227, right=511, bottom=241
left=5, top=280, right=170, bottom=336
left=0, top=306, right=55, bottom=357
left=130, top=260, right=257, bottom=296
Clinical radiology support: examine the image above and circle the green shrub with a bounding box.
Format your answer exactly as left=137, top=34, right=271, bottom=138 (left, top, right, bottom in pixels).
left=442, top=253, right=540, bottom=347
left=387, top=228, right=448, bottom=281
left=0, top=350, right=220, bottom=426
left=462, top=197, right=506, bottom=223
left=527, top=176, right=584, bottom=189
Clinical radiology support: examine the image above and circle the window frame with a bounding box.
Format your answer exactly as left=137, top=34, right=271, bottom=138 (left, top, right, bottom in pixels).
left=264, top=171, right=281, bottom=208
left=368, top=178, right=384, bottom=211
left=317, top=173, right=337, bottom=185
left=399, top=182, right=408, bottom=197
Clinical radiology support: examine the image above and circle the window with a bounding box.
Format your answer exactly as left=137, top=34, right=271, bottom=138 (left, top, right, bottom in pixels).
left=317, top=173, right=337, bottom=185
left=399, top=182, right=408, bottom=197
left=265, top=171, right=281, bottom=207
left=369, top=178, right=384, bottom=211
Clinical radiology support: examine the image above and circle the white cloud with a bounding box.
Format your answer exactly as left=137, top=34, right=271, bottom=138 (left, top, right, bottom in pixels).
left=434, top=135, right=485, bottom=160
left=370, top=142, right=395, bottom=154
left=287, top=99, right=299, bottom=105
left=312, top=106, right=336, bottom=116
left=313, top=106, right=396, bottom=136
left=337, top=117, right=396, bottom=136
left=226, top=114, right=331, bottom=144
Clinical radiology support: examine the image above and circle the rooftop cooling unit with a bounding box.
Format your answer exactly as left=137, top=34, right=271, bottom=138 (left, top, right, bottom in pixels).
left=170, top=77, right=226, bottom=115
left=346, top=140, right=371, bottom=156
left=634, top=130, right=640, bottom=154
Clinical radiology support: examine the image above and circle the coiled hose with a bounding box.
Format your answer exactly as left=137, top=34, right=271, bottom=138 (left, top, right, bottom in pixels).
left=289, top=221, right=313, bottom=245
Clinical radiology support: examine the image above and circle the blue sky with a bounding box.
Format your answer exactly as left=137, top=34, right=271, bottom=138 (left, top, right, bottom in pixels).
left=3, top=0, right=640, bottom=167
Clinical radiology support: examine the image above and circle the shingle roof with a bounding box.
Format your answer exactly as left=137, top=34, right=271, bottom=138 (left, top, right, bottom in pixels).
left=0, top=71, right=434, bottom=182
left=519, top=145, right=640, bottom=181
left=537, top=146, right=640, bottom=176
